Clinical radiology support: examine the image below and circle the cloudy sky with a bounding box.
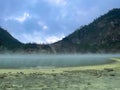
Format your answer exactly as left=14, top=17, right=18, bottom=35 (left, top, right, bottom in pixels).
left=0, top=0, right=120, bottom=44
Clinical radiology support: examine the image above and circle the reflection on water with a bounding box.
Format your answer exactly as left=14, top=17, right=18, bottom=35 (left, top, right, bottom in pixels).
left=0, top=54, right=119, bottom=69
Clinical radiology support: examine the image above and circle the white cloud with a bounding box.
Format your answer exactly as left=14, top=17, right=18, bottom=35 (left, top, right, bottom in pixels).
left=5, top=12, right=30, bottom=23
left=45, top=0, right=67, bottom=6
left=38, top=21, right=48, bottom=30
left=15, top=31, right=65, bottom=44
left=27, top=0, right=38, bottom=5
left=15, top=12, right=30, bottom=23
left=45, top=34, right=65, bottom=43
left=43, top=25, right=48, bottom=30
left=17, top=31, right=43, bottom=44
left=74, top=7, right=100, bottom=24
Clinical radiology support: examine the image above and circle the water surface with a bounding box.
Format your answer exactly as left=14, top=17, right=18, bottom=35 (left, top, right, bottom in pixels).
left=0, top=54, right=119, bottom=69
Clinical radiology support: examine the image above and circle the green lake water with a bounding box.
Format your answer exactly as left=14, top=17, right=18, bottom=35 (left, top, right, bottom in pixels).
left=0, top=54, right=119, bottom=69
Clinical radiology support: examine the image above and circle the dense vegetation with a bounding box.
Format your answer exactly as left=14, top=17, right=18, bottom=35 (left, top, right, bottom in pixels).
left=52, top=8, right=120, bottom=53
left=0, top=28, right=22, bottom=52
left=0, top=28, right=52, bottom=53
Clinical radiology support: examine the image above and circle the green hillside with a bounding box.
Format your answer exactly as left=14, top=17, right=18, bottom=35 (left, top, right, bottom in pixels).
left=0, top=28, right=22, bottom=51
left=52, top=9, right=120, bottom=53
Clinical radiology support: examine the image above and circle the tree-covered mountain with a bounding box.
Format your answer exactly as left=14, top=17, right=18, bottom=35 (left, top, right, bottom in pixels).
left=0, top=28, right=52, bottom=53
left=0, top=27, right=23, bottom=51
left=52, top=8, right=120, bottom=53
left=0, top=8, right=120, bottom=53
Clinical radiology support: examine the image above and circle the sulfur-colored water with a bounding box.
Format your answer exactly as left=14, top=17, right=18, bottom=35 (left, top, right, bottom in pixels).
left=0, top=54, right=119, bottom=69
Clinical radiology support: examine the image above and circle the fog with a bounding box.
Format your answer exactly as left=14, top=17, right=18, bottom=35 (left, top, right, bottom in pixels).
left=0, top=54, right=119, bottom=69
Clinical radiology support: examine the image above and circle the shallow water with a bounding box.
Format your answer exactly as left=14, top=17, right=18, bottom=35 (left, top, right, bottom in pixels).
left=0, top=54, right=119, bottom=69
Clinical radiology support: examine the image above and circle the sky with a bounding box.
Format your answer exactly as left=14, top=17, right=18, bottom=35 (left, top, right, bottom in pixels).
left=0, top=0, right=120, bottom=44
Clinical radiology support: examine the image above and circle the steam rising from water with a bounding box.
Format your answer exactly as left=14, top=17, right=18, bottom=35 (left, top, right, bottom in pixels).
left=0, top=54, right=119, bottom=69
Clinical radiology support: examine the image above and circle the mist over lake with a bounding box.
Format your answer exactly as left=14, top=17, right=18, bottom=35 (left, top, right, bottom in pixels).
left=0, top=54, right=119, bottom=69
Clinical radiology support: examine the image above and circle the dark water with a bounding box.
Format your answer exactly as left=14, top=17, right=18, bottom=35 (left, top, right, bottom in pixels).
left=0, top=54, right=119, bottom=69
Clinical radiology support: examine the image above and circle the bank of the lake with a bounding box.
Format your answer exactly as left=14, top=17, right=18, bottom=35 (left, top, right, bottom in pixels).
left=0, top=58, right=120, bottom=90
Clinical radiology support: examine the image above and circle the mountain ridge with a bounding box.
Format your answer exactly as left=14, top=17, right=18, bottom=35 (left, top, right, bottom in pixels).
left=0, top=8, right=120, bottom=53
left=0, top=27, right=23, bottom=51
left=51, top=8, right=120, bottom=53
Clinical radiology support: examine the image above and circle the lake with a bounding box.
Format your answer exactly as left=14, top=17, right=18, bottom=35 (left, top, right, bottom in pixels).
left=0, top=54, right=119, bottom=69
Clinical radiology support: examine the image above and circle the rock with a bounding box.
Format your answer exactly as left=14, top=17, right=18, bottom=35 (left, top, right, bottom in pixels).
left=109, top=74, right=115, bottom=76
left=104, top=68, right=114, bottom=72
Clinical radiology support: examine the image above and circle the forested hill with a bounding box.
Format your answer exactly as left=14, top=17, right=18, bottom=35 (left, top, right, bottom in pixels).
left=0, top=28, right=52, bottom=53
left=0, top=27, right=22, bottom=51
left=52, top=9, right=120, bottom=53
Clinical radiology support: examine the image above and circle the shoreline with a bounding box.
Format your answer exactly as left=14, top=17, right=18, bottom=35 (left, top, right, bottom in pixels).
left=0, top=58, right=119, bottom=74
left=0, top=58, right=120, bottom=90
